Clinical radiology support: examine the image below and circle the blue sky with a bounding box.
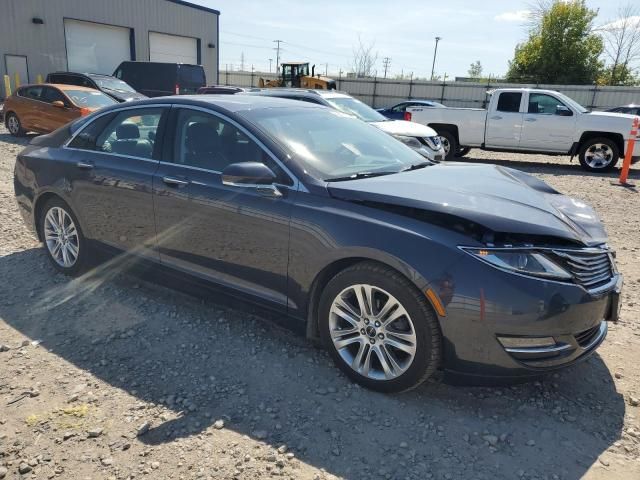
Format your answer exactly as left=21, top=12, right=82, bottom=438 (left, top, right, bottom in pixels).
left=191, top=0, right=630, bottom=77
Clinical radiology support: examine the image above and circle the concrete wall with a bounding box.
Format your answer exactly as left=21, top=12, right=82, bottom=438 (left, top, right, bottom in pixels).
left=1, top=0, right=219, bottom=96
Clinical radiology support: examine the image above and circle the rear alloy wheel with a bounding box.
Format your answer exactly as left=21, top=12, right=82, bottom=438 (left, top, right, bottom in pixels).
left=578, top=137, right=619, bottom=172
left=6, top=113, right=25, bottom=137
left=437, top=131, right=458, bottom=161
left=319, top=262, right=442, bottom=392
left=40, top=198, right=88, bottom=275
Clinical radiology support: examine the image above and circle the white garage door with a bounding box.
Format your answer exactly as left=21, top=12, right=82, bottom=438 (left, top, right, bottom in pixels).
left=149, top=32, right=198, bottom=64
left=65, top=19, right=131, bottom=74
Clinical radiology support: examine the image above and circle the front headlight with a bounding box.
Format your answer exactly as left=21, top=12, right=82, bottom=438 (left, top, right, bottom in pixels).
left=461, top=248, right=572, bottom=280
left=393, top=135, right=423, bottom=150
left=424, top=136, right=442, bottom=150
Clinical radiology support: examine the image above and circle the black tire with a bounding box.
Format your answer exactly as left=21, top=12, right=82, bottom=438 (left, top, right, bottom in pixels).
left=39, top=197, right=89, bottom=276
left=437, top=131, right=458, bottom=161
left=578, top=137, right=619, bottom=172
left=6, top=112, right=26, bottom=137
left=318, top=261, right=442, bottom=393
left=457, top=147, right=471, bottom=157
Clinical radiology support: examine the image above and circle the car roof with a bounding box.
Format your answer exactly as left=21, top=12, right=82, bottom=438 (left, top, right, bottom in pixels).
left=20, top=83, right=99, bottom=92
left=93, top=94, right=327, bottom=115
left=243, top=88, right=352, bottom=99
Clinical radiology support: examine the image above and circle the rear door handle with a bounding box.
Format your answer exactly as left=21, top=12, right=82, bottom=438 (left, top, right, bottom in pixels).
left=76, top=161, right=94, bottom=169
left=490, top=115, right=502, bottom=120
left=162, top=176, right=190, bottom=187
left=525, top=117, right=537, bottom=122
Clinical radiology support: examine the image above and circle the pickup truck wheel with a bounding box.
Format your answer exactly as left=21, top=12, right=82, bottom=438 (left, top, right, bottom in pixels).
left=438, top=131, right=458, bottom=160
left=457, top=147, right=471, bottom=157
left=578, top=138, right=619, bottom=172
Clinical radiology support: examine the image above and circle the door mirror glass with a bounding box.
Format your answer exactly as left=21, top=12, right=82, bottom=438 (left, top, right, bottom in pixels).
left=52, top=100, right=65, bottom=108
left=555, top=105, right=573, bottom=116
left=222, top=162, right=277, bottom=186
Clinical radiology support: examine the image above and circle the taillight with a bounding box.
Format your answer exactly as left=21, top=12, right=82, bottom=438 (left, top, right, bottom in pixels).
left=175, top=84, right=180, bottom=95
left=404, top=111, right=412, bottom=121
left=79, top=107, right=92, bottom=116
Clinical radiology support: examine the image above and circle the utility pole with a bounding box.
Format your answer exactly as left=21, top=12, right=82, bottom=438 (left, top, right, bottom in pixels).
left=240, top=52, right=245, bottom=72
left=430, top=37, right=441, bottom=81
left=269, top=58, right=273, bottom=73
left=382, top=57, right=391, bottom=78
left=273, top=40, right=283, bottom=70
left=325, top=63, right=328, bottom=76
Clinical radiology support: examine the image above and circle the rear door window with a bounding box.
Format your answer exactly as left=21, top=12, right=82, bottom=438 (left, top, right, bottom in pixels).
left=95, top=108, right=165, bottom=159
left=496, top=92, right=522, bottom=113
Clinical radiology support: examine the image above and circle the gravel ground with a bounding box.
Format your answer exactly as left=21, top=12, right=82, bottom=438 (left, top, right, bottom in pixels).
left=1, top=125, right=639, bottom=480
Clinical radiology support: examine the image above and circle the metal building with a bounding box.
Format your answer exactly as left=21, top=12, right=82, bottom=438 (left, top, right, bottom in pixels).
left=1, top=0, right=219, bottom=97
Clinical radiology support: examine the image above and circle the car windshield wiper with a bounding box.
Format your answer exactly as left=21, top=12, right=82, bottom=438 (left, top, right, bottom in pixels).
left=400, top=161, right=433, bottom=172
left=325, top=171, right=398, bottom=182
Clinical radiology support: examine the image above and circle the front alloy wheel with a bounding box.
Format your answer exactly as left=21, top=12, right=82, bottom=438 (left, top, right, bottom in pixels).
left=329, top=284, right=417, bottom=381
left=578, top=137, right=619, bottom=172
left=319, top=262, right=442, bottom=392
left=6, top=113, right=25, bottom=137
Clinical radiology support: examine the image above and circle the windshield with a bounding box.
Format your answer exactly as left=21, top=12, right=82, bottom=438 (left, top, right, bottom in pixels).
left=554, top=92, right=588, bottom=113
left=93, top=77, right=136, bottom=93
left=243, top=107, right=427, bottom=181
left=324, top=96, right=388, bottom=122
left=65, top=90, right=117, bottom=108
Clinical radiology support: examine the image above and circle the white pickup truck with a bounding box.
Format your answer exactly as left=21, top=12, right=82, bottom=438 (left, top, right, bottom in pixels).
left=406, top=88, right=640, bottom=172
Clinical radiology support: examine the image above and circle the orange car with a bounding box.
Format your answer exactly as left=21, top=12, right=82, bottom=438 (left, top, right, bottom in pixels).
left=4, top=83, right=116, bottom=136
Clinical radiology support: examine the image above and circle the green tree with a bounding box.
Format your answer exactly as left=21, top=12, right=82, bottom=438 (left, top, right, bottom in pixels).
left=506, top=0, right=604, bottom=84
left=468, top=60, right=483, bottom=79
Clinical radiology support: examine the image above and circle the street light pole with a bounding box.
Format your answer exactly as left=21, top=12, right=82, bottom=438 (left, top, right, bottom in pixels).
left=269, top=58, right=273, bottom=73
left=430, top=36, right=441, bottom=81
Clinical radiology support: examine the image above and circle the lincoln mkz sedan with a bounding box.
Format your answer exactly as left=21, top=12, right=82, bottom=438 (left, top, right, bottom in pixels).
left=14, top=96, right=622, bottom=392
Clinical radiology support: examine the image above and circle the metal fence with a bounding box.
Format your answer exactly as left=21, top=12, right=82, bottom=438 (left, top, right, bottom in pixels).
left=220, top=71, right=640, bottom=111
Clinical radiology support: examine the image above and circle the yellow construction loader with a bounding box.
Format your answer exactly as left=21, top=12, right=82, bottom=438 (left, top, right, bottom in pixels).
left=260, top=62, right=336, bottom=90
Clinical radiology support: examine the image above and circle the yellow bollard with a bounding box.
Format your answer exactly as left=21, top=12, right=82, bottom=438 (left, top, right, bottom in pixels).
left=14, top=72, right=21, bottom=88
left=3, top=75, right=11, bottom=97
left=36, top=74, right=43, bottom=84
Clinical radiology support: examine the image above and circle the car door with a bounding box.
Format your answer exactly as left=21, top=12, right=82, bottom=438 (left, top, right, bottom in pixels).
left=17, top=86, right=45, bottom=131
left=40, top=86, right=78, bottom=132
left=66, top=106, right=168, bottom=255
left=484, top=91, right=524, bottom=148
left=518, top=92, right=577, bottom=152
left=152, top=106, right=296, bottom=311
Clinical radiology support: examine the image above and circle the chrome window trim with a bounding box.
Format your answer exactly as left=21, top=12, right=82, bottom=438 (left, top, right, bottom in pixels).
left=166, top=104, right=303, bottom=191
left=63, top=147, right=160, bottom=164
left=62, top=104, right=170, bottom=148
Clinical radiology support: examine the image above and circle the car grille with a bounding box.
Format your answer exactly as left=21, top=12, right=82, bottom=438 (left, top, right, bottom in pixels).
left=574, top=325, right=601, bottom=348
left=552, top=249, right=614, bottom=289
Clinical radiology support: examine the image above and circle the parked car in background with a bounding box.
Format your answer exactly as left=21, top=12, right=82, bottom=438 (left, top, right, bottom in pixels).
left=4, top=84, right=116, bottom=136
left=406, top=88, right=640, bottom=171
left=197, top=85, right=250, bottom=95
left=377, top=100, right=445, bottom=120
left=46, top=72, right=146, bottom=103
left=606, top=104, right=640, bottom=116
left=113, top=61, right=206, bottom=97
left=14, top=95, right=621, bottom=391
left=244, top=89, right=445, bottom=161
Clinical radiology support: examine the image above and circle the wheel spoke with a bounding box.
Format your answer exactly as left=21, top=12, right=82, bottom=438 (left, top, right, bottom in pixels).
left=380, top=344, right=404, bottom=376
left=376, top=296, right=399, bottom=322
left=66, top=241, right=79, bottom=259
left=351, top=340, right=367, bottom=371
left=361, top=345, right=373, bottom=377
left=332, top=298, right=360, bottom=328
left=333, top=335, right=361, bottom=350
left=384, top=336, right=416, bottom=356
left=45, top=210, right=60, bottom=231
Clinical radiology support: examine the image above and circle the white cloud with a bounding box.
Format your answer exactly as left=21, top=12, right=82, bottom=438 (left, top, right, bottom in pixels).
left=495, top=10, right=531, bottom=22
left=600, top=16, right=640, bottom=31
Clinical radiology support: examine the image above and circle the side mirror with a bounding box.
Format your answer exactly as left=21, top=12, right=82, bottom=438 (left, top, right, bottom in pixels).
left=556, top=105, right=572, bottom=116
left=52, top=100, right=65, bottom=108
left=222, top=162, right=282, bottom=197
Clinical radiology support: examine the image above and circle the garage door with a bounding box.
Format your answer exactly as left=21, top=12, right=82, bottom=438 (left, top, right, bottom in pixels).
left=65, top=19, right=131, bottom=74
left=149, top=32, right=198, bottom=64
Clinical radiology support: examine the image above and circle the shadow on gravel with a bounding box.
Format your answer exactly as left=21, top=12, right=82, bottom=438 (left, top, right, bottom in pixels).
left=461, top=155, right=640, bottom=182
left=0, top=132, right=37, bottom=147
left=0, top=248, right=626, bottom=479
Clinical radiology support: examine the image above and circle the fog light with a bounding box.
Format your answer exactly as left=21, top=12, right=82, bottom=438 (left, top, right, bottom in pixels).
left=497, top=336, right=556, bottom=349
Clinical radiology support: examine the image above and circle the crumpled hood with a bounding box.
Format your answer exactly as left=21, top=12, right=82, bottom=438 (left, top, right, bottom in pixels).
left=371, top=120, right=438, bottom=138
left=328, top=162, right=607, bottom=246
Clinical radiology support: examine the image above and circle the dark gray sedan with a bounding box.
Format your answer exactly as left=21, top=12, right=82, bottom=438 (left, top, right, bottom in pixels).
left=14, top=95, right=622, bottom=392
